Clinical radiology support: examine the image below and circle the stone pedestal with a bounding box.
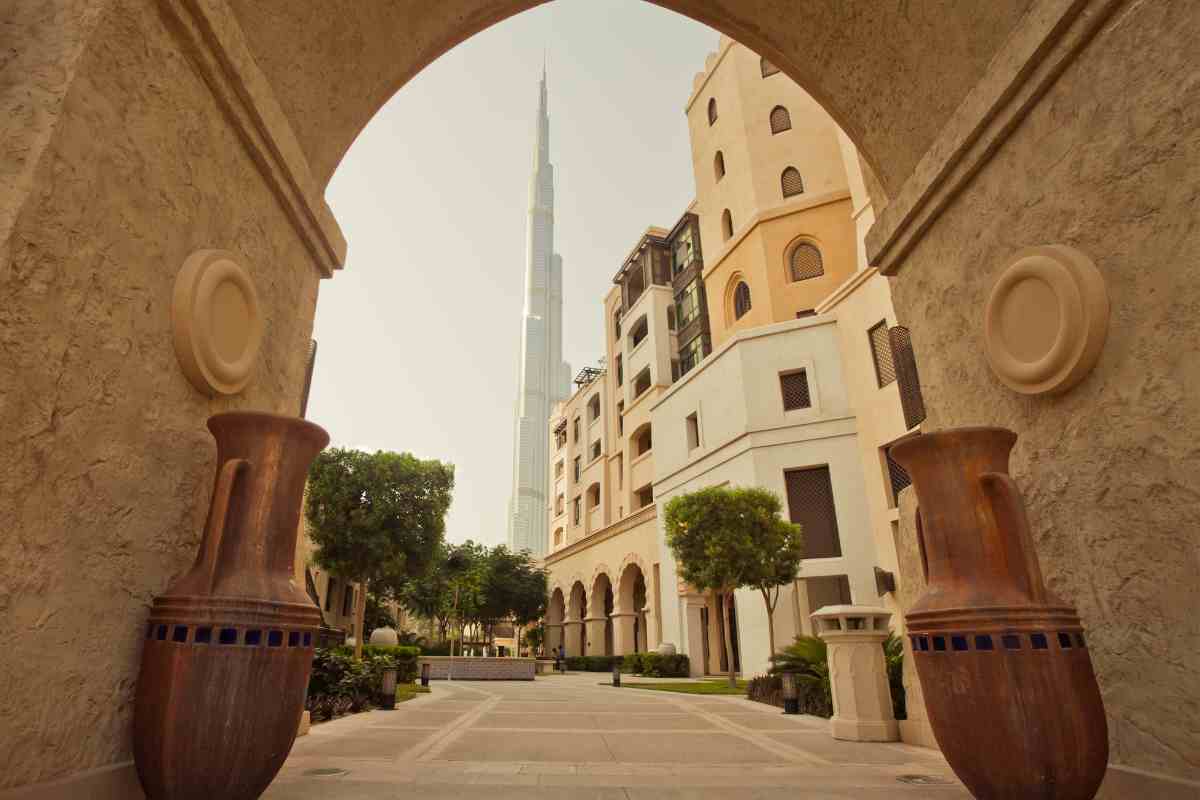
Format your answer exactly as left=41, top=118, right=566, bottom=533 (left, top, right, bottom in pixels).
left=563, top=619, right=584, bottom=657
left=812, top=605, right=899, bottom=742
left=612, top=612, right=637, bottom=655
left=584, top=617, right=608, bottom=656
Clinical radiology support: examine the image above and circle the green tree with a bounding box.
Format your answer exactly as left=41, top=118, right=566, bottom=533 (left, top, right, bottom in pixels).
left=738, top=490, right=804, bottom=658
left=664, top=486, right=801, bottom=686
left=510, top=552, right=549, bottom=656
left=306, top=448, right=454, bottom=659
left=362, top=591, right=397, bottom=638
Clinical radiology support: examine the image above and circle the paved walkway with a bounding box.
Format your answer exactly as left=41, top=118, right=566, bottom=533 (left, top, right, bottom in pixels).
left=265, top=673, right=969, bottom=799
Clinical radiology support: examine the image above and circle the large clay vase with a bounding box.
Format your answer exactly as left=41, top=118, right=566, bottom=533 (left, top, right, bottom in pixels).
left=134, top=412, right=329, bottom=800
left=890, top=427, right=1107, bottom=800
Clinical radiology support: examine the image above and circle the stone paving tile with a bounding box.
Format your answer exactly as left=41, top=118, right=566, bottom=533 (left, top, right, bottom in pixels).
left=438, top=730, right=615, bottom=763
left=589, top=712, right=715, bottom=730
left=366, top=710, right=467, bottom=728
left=765, top=733, right=943, bottom=765
left=297, top=729, right=430, bottom=759
left=600, top=731, right=788, bottom=764
left=474, top=711, right=599, bottom=729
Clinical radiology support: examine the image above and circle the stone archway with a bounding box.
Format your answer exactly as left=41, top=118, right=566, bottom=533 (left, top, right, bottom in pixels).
left=564, top=580, right=587, bottom=657
left=616, top=556, right=652, bottom=655
left=587, top=570, right=615, bottom=657
left=545, top=587, right=566, bottom=656
left=7, top=0, right=1193, bottom=796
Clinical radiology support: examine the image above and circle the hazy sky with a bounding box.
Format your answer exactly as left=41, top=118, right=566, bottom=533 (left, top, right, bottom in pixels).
left=308, top=1, right=719, bottom=547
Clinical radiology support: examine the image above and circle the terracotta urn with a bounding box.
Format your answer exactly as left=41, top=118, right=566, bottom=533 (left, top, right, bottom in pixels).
left=891, top=427, right=1107, bottom=799
left=134, top=412, right=329, bottom=800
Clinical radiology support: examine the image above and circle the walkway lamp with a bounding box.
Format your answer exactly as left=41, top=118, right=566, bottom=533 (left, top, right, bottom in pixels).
left=379, top=663, right=398, bottom=711
left=420, top=662, right=431, bottom=687
left=612, top=662, right=621, bottom=687
left=781, top=672, right=799, bottom=715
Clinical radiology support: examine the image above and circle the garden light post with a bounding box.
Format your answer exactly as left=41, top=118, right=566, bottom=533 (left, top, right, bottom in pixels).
left=781, top=672, right=799, bottom=715
left=612, top=662, right=621, bottom=687
left=420, top=662, right=430, bottom=687
left=378, top=664, right=397, bottom=711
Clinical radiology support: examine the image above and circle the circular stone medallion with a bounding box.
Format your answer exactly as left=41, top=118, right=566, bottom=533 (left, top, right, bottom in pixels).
left=172, top=250, right=263, bottom=395
left=983, top=245, right=1109, bottom=395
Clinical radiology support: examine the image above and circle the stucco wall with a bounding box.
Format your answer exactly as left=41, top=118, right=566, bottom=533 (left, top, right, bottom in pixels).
left=888, top=0, right=1200, bottom=783
left=0, top=0, right=320, bottom=788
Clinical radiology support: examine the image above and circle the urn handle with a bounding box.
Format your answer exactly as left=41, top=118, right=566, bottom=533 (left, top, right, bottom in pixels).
left=978, top=472, right=1048, bottom=604
left=198, top=457, right=249, bottom=594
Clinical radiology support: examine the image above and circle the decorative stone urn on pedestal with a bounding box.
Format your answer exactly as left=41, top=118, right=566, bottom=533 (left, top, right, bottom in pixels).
left=811, top=605, right=899, bottom=742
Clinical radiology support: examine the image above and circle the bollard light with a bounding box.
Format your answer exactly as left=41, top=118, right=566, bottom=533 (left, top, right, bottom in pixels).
left=612, top=662, right=621, bottom=687
left=379, top=666, right=398, bottom=711
left=420, top=662, right=430, bottom=687
left=781, top=672, right=799, bottom=715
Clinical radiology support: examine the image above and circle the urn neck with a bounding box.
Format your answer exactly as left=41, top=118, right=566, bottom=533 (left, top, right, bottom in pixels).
left=891, top=427, right=1047, bottom=606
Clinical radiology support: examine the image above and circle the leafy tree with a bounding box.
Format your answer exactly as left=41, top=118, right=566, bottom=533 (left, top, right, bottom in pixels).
left=664, top=486, right=801, bottom=686
left=306, top=448, right=454, bottom=659
left=509, top=552, right=549, bottom=656
left=362, top=591, right=397, bottom=638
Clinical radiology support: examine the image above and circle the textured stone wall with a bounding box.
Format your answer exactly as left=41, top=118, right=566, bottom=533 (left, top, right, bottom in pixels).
left=889, top=0, right=1200, bottom=784
left=0, top=0, right=320, bottom=788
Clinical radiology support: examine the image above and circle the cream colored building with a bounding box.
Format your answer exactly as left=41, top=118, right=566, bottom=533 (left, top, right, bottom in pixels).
left=542, top=40, right=922, bottom=689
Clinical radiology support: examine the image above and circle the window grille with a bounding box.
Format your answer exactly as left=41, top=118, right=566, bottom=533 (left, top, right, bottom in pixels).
left=781, top=167, right=805, bottom=199
left=707, top=97, right=718, bottom=125
left=573, top=497, right=581, bottom=525
left=760, top=58, right=780, bottom=78
left=885, top=445, right=912, bottom=506
left=573, top=417, right=581, bottom=441
left=721, top=209, right=733, bottom=240
left=889, top=326, right=926, bottom=429
left=573, top=457, right=580, bottom=482
left=789, top=242, right=823, bottom=281
left=868, top=321, right=896, bottom=387
left=780, top=371, right=811, bottom=411
left=785, top=466, right=841, bottom=558
left=734, top=281, right=751, bottom=319
left=769, top=105, right=792, bottom=134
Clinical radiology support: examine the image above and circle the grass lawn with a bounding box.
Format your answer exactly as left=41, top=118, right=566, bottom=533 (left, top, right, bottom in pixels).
left=619, top=679, right=747, bottom=695
left=396, top=683, right=432, bottom=703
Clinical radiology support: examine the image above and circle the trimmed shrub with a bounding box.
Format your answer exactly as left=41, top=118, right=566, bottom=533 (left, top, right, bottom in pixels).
left=746, top=673, right=832, bottom=717
left=564, top=655, right=624, bottom=672
left=420, top=641, right=453, bottom=656
left=306, top=646, right=421, bottom=721
left=623, top=652, right=689, bottom=677
left=333, top=644, right=420, bottom=683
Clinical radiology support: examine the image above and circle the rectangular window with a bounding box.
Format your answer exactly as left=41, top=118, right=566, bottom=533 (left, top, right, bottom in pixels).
left=633, top=367, right=651, bottom=398
left=804, top=574, right=852, bottom=609
left=591, top=440, right=601, bottom=461
left=555, top=460, right=563, bottom=478
left=635, top=484, right=654, bottom=509
left=672, top=226, right=695, bottom=275
left=780, top=370, right=811, bottom=411
left=616, top=355, right=623, bottom=386
left=678, top=333, right=708, bottom=377
left=573, top=496, right=581, bottom=525
left=630, top=316, right=649, bottom=349
left=556, top=494, right=564, bottom=515
left=884, top=444, right=913, bottom=508
left=685, top=412, right=700, bottom=451
left=784, top=466, right=842, bottom=558
left=555, top=424, right=567, bottom=449
left=616, top=453, right=624, bottom=489
left=588, top=394, right=601, bottom=422
left=675, top=279, right=703, bottom=330
left=573, top=417, right=581, bottom=442
left=573, top=457, right=581, bottom=482
left=868, top=320, right=896, bottom=387
left=324, top=577, right=336, bottom=612
left=616, top=401, right=624, bottom=434
left=342, top=585, right=354, bottom=617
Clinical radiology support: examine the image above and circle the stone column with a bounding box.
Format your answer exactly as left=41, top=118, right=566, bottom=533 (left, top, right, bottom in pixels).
left=684, top=599, right=707, bottom=676
left=563, top=619, right=584, bottom=657
left=611, top=612, right=636, bottom=654
left=584, top=616, right=608, bottom=656
left=812, top=605, right=899, bottom=742
left=545, top=623, right=564, bottom=656
left=642, top=606, right=658, bottom=651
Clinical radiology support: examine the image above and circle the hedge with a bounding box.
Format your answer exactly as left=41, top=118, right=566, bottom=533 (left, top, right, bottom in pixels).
left=564, top=655, right=624, bottom=672
left=332, top=644, right=420, bottom=682
left=306, top=645, right=421, bottom=721
left=622, top=652, right=690, bottom=678
left=746, top=674, right=832, bottom=717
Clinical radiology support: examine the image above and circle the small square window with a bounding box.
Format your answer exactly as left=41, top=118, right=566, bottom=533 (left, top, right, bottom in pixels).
left=1001, top=634, right=1021, bottom=650
left=302, top=632, right=312, bottom=647
left=1030, top=632, right=1049, bottom=650
left=172, top=625, right=188, bottom=643
left=780, top=370, right=811, bottom=411
left=156, top=625, right=168, bottom=641
left=932, top=636, right=946, bottom=651
left=195, top=627, right=213, bottom=644
left=975, top=634, right=994, bottom=651
left=244, top=630, right=262, bottom=646
left=685, top=412, right=700, bottom=451
left=1057, top=632, right=1073, bottom=649
left=268, top=630, right=284, bottom=647
left=288, top=631, right=301, bottom=647
left=951, top=635, right=968, bottom=651
left=219, top=628, right=239, bottom=645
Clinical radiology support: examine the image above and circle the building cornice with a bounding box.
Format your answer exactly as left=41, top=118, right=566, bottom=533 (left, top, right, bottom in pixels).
left=701, top=190, right=852, bottom=282
left=159, top=0, right=346, bottom=277
left=865, top=0, right=1122, bottom=276
left=684, top=36, right=736, bottom=113
left=544, top=505, right=657, bottom=565
left=815, top=267, right=880, bottom=315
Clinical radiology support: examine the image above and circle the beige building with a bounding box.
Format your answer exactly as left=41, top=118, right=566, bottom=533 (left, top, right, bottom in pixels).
left=542, top=40, right=919, bottom=687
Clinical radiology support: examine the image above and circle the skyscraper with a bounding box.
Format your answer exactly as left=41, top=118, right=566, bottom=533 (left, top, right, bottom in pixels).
left=508, top=68, right=570, bottom=556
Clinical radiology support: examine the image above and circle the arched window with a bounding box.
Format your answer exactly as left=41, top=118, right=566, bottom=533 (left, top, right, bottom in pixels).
left=587, top=483, right=601, bottom=508
left=769, top=105, right=792, bottom=134
left=789, top=242, right=824, bottom=282
left=553, top=527, right=564, bottom=547
left=734, top=282, right=752, bottom=319
left=760, top=57, right=781, bottom=78
left=714, top=150, right=725, bottom=181
left=707, top=97, right=718, bottom=125
left=781, top=166, right=804, bottom=198
left=721, top=209, right=733, bottom=240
